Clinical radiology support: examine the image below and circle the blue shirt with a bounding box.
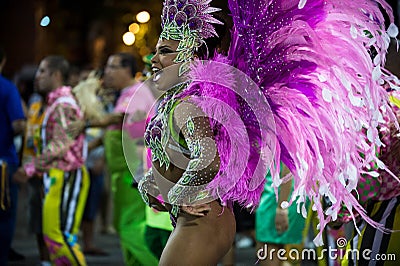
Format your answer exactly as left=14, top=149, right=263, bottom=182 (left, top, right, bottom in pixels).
left=0, top=74, right=25, bottom=164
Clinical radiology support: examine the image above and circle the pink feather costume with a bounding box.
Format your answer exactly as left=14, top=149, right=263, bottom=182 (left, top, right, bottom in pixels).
left=181, top=0, right=399, bottom=245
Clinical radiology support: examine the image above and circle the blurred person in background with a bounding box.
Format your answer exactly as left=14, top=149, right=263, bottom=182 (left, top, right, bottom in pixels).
left=72, top=70, right=109, bottom=256
left=255, top=163, right=308, bottom=266
left=18, top=65, right=51, bottom=266
left=101, top=52, right=157, bottom=266
left=69, top=52, right=158, bottom=265
left=0, top=45, right=26, bottom=266
left=13, top=55, right=89, bottom=265
left=336, top=38, right=400, bottom=266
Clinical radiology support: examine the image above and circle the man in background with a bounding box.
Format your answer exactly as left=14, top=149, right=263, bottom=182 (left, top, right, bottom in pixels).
left=14, top=55, right=89, bottom=265
left=0, top=45, right=26, bottom=265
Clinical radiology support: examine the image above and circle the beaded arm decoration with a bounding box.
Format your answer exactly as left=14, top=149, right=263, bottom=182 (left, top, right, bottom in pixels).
left=168, top=115, right=217, bottom=217
left=138, top=169, right=156, bottom=206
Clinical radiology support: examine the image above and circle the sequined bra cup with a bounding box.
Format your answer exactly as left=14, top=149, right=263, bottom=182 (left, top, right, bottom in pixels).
left=144, top=83, right=190, bottom=169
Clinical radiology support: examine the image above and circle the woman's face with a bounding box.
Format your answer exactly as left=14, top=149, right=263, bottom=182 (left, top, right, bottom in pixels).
left=151, top=38, right=185, bottom=91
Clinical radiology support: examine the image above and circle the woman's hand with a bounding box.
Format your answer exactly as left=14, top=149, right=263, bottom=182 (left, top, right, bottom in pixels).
left=275, top=207, right=289, bottom=234
left=181, top=203, right=212, bottom=217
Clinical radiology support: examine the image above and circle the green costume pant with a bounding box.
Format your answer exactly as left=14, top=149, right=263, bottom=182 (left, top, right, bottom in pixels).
left=104, top=130, right=158, bottom=266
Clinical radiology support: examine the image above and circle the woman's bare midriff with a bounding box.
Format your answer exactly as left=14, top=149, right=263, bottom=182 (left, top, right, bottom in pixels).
left=160, top=200, right=236, bottom=265
left=153, top=137, right=236, bottom=265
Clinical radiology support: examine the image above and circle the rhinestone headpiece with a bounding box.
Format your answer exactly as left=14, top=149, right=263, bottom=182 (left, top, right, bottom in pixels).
left=161, top=0, right=223, bottom=65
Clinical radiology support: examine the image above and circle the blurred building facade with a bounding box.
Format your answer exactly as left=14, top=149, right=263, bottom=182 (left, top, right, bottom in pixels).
left=0, top=0, right=166, bottom=76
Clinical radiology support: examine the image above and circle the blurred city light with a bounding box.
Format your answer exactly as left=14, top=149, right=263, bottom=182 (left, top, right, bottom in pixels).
left=40, top=16, right=50, bottom=27
left=129, top=23, right=140, bottom=34
left=122, top=32, right=135, bottom=46
left=136, top=11, right=150, bottom=23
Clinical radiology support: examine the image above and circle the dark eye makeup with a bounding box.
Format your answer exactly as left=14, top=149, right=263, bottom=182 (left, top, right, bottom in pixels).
left=160, top=48, right=175, bottom=54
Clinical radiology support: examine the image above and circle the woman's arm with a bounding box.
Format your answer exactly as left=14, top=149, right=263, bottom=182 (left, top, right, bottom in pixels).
left=66, top=113, right=124, bottom=137
left=167, top=101, right=220, bottom=216
left=24, top=104, right=82, bottom=176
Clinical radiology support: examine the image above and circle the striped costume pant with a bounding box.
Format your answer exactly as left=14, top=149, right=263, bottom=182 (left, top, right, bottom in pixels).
left=342, top=195, right=400, bottom=266
left=43, top=167, right=90, bottom=266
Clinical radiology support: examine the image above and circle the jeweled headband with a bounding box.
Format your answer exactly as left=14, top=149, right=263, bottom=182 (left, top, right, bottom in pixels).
left=161, top=0, right=223, bottom=67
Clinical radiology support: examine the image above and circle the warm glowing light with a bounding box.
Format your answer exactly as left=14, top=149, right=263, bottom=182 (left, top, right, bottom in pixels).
left=129, top=23, right=140, bottom=34
left=40, top=16, right=50, bottom=27
left=123, top=32, right=136, bottom=46
left=136, top=11, right=150, bottom=23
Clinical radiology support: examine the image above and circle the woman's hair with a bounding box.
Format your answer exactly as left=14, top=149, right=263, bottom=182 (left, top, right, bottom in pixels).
left=196, top=13, right=232, bottom=60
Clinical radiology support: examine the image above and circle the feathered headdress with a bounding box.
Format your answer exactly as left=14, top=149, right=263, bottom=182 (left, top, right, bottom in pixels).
left=160, top=0, right=223, bottom=66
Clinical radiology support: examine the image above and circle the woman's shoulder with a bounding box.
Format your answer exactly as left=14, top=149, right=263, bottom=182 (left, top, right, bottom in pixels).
left=172, top=98, right=207, bottom=124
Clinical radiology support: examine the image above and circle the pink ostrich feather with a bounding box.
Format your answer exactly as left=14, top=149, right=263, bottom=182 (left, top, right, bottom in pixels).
left=228, top=0, right=398, bottom=245
left=178, top=55, right=271, bottom=209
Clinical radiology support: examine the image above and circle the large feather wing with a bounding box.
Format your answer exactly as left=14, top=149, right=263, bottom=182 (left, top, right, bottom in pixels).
left=228, top=0, right=399, bottom=244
